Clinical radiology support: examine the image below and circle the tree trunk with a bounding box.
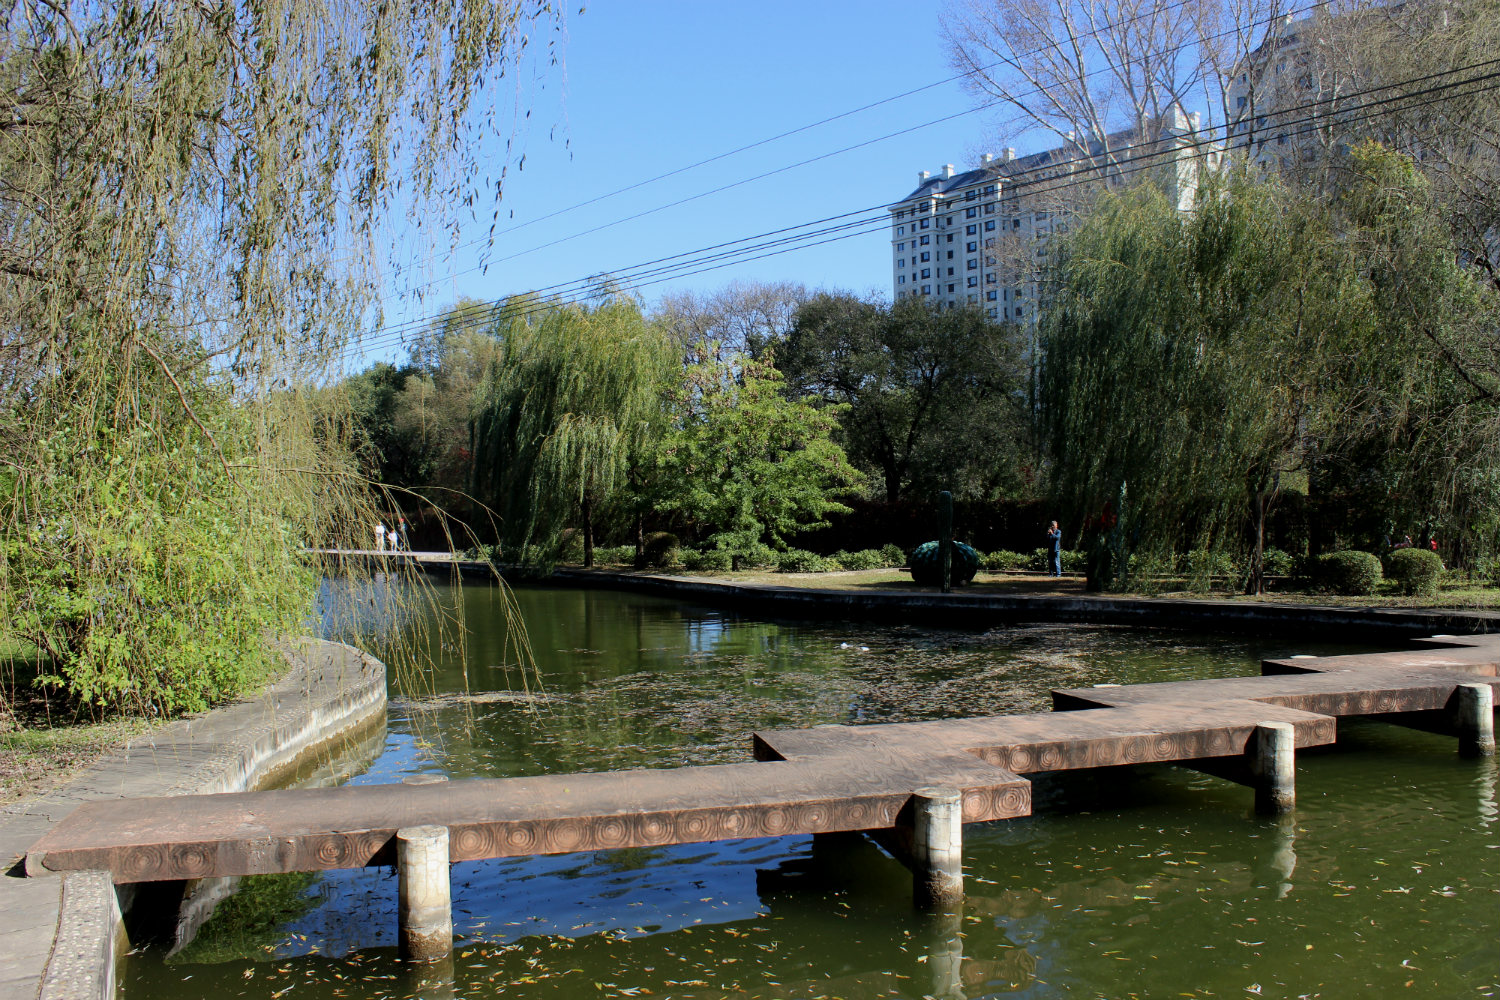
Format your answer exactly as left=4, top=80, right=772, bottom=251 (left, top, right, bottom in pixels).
left=1246, top=490, right=1267, bottom=596
left=581, top=492, right=595, bottom=568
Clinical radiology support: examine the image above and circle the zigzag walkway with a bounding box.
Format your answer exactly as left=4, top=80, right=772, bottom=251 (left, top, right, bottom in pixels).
left=23, top=633, right=1500, bottom=958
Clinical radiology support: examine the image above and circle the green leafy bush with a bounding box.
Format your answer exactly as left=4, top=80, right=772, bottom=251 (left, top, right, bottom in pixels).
left=1262, top=547, right=1295, bottom=577
left=682, top=549, right=733, bottom=573
left=981, top=549, right=1030, bottom=571
left=1024, top=548, right=1086, bottom=573
left=778, top=548, right=841, bottom=573
left=640, top=532, right=680, bottom=568
left=833, top=548, right=886, bottom=570
left=592, top=545, right=635, bottom=566
left=880, top=543, right=905, bottom=567
left=1386, top=547, right=1443, bottom=596
left=1061, top=550, right=1086, bottom=573
left=1315, top=550, right=1383, bottom=595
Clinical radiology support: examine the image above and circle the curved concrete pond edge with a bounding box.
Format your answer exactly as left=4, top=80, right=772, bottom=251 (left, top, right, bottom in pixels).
left=543, top=567, right=1500, bottom=637
left=0, top=638, right=386, bottom=1000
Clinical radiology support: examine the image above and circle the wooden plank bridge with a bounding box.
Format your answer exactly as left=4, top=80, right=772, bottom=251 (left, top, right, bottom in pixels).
left=24, top=632, right=1500, bottom=961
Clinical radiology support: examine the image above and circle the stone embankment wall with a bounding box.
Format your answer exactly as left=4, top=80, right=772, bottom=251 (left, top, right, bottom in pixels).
left=0, top=638, right=387, bottom=1000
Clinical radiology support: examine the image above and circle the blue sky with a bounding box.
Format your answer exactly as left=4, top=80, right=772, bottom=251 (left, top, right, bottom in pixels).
left=361, top=1, right=1021, bottom=364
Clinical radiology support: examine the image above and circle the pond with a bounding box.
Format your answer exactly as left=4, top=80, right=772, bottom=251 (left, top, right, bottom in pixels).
left=123, top=582, right=1500, bottom=998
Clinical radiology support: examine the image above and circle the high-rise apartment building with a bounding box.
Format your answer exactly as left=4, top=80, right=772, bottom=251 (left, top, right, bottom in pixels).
left=890, top=110, right=1219, bottom=323
left=1224, top=12, right=1343, bottom=172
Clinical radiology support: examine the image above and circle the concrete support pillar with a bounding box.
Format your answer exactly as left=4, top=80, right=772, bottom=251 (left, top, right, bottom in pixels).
left=398, top=825, right=453, bottom=963
left=1251, top=722, right=1295, bottom=816
left=912, top=786, right=963, bottom=910
left=1456, top=683, right=1496, bottom=758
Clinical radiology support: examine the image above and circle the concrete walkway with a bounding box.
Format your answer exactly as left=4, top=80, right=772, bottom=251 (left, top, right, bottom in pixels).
left=0, top=639, right=386, bottom=1000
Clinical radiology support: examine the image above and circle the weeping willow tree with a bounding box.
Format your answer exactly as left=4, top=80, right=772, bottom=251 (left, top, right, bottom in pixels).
left=0, top=2, right=562, bottom=715
left=1038, top=174, right=1378, bottom=593
left=471, top=294, right=676, bottom=568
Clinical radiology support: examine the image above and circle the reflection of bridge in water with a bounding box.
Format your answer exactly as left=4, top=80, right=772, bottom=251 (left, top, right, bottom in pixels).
left=27, top=633, right=1500, bottom=973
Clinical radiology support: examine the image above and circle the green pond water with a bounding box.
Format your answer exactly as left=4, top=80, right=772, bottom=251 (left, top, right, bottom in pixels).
left=123, top=582, right=1500, bottom=999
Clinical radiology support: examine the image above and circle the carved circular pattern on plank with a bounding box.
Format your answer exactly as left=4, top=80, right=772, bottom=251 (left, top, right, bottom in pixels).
left=1125, top=736, right=1150, bottom=763
left=122, top=845, right=165, bottom=880
left=1008, top=747, right=1032, bottom=771
left=1039, top=745, right=1063, bottom=769
left=1154, top=735, right=1177, bottom=759
left=452, top=826, right=490, bottom=859
left=637, top=814, right=674, bottom=845
left=679, top=812, right=711, bottom=840
left=174, top=844, right=212, bottom=878
left=313, top=836, right=351, bottom=867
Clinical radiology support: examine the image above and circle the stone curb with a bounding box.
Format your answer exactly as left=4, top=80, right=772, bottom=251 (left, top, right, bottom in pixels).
left=0, top=637, right=388, bottom=1000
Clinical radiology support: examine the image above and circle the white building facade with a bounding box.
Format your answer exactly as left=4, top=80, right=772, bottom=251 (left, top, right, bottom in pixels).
left=890, top=110, right=1219, bottom=324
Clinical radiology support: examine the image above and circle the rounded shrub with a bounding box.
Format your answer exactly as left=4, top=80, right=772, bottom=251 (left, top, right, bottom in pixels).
left=1262, top=547, right=1295, bottom=577
left=1386, top=547, right=1443, bottom=596
left=682, top=548, right=732, bottom=573
left=640, top=531, right=680, bottom=568
left=1315, top=550, right=1383, bottom=595
left=879, top=543, right=905, bottom=567
left=907, top=540, right=979, bottom=586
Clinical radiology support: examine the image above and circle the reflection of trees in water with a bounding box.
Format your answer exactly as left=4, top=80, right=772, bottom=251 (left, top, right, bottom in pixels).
left=168, top=872, right=321, bottom=966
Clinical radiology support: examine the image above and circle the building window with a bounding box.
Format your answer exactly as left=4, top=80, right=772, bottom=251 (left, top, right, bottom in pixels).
left=922, top=284, right=931, bottom=294
left=968, top=294, right=978, bottom=303
left=920, top=219, right=930, bottom=229
left=985, top=221, right=996, bottom=231
left=946, top=250, right=954, bottom=260
left=898, top=258, right=905, bottom=268
left=967, top=276, right=978, bottom=287
left=947, top=283, right=955, bottom=292
left=966, top=207, right=977, bottom=218
left=896, top=226, right=904, bottom=235
left=986, top=290, right=998, bottom=301
left=988, top=307, right=998, bottom=318
left=898, top=275, right=906, bottom=284
left=947, top=267, right=955, bottom=276
left=946, top=234, right=955, bottom=243
left=897, top=242, right=905, bottom=251
left=984, top=204, right=994, bottom=214
left=920, top=235, right=930, bottom=245
left=920, top=252, right=930, bottom=262
left=967, top=259, right=978, bottom=270
left=1012, top=219, right=1020, bottom=229
left=967, top=224, right=977, bottom=235
left=1237, top=95, right=1247, bottom=109
left=967, top=241, right=977, bottom=252
left=946, top=215, right=954, bottom=226
left=1015, top=307, right=1024, bottom=317
left=986, top=273, right=996, bottom=283
left=965, top=189, right=977, bottom=201
left=921, top=268, right=930, bottom=278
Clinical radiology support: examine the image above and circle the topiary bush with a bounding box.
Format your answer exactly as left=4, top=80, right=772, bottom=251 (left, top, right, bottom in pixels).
left=907, top=540, right=979, bottom=586
left=640, top=531, right=680, bottom=568
left=1061, top=549, right=1086, bottom=573
left=1315, top=550, right=1383, bottom=595
left=592, top=545, right=634, bottom=565
left=880, top=543, right=905, bottom=567
left=1386, top=547, right=1443, bottom=596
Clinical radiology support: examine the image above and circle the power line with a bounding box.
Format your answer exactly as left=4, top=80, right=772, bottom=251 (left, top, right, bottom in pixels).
left=346, top=62, right=1500, bottom=363
left=389, top=1, right=1337, bottom=304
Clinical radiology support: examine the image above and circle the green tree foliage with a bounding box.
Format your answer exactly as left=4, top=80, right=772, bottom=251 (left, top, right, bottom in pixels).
left=777, top=294, right=1029, bottom=503
left=1041, top=157, right=1500, bottom=591
left=654, top=353, right=863, bottom=555
left=0, top=2, right=558, bottom=713
left=1038, top=175, right=1377, bottom=591
left=471, top=295, right=676, bottom=567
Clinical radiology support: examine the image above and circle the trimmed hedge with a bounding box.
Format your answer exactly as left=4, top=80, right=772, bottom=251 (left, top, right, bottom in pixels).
left=1386, top=547, right=1443, bottom=596
left=1315, top=550, right=1383, bottom=595
left=982, top=549, right=1031, bottom=571
left=779, top=548, right=840, bottom=573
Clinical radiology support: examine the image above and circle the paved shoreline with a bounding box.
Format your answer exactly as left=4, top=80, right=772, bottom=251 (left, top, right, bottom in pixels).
left=0, top=638, right=386, bottom=1000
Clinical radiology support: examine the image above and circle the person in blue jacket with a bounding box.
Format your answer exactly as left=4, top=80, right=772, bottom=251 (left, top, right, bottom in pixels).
left=1047, top=520, right=1063, bottom=577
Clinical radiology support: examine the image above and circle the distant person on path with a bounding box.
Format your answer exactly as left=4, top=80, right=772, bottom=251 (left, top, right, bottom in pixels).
left=387, top=527, right=399, bottom=552
left=1047, top=520, right=1063, bottom=577
left=375, top=522, right=386, bottom=552
left=398, top=517, right=409, bottom=551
